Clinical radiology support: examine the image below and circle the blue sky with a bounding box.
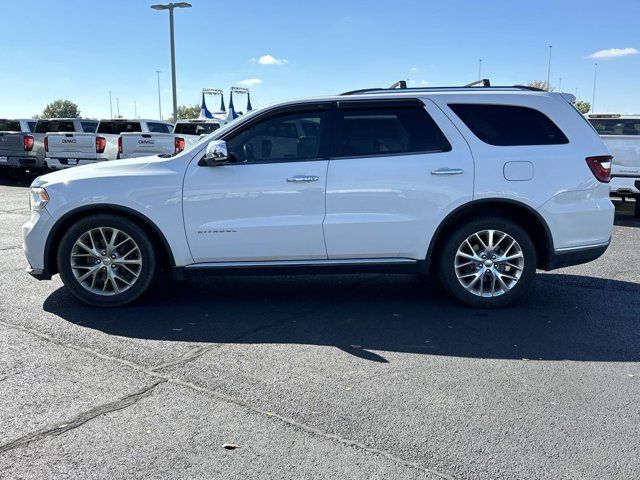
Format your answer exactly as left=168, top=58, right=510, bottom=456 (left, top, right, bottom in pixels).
left=1, top=0, right=639, bottom=119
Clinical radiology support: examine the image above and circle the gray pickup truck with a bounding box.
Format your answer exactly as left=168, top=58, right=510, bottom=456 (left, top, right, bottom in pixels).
left=0, top=118, right=96, bottom=176
left=0, top=118, right=38, bottom=177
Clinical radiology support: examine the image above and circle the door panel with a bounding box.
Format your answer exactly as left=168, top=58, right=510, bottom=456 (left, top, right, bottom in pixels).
left=183, top=161, right=329, bottom=262
left=323, top=99, right=474, bottom=260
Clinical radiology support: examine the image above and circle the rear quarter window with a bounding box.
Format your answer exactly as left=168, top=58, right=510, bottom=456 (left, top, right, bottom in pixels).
left=449, top=104, right=569, bottom=146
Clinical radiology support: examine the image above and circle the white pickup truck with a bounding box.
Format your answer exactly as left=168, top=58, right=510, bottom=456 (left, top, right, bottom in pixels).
left=587, top=114, right=640, bottom=217
left=46, top=119, right=173, bottom=170
left=118, top=119, right=224, bottom=159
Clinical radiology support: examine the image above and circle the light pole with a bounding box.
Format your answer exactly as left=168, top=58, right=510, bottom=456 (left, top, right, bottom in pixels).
left=546, top=45, right=552, bottom=88
left=478, top=59, right=483, bottom=80
left=156, top=70, right=162, bottom=120
left=592, top=63, right=598, bottom=113
left=116, top=98, right=120, bottom=118
left=134, top=101, right=138, bottom=119
left=558, top=77, right=562, bottom=92
left=108, top=91, right=113, bottom=118
left=151, top=2, right=192, bottom=122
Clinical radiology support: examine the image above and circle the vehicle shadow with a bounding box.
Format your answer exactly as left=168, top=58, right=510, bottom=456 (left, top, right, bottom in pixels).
left=43, top=272, right=640, bottom=363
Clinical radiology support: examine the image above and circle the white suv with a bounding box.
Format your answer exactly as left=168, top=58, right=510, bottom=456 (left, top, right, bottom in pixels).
left=22, top=84, right=614, bottom=308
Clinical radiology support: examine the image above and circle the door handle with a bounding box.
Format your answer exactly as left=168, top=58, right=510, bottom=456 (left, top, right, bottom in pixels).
left=431, top=168, right=464, bottom=176
left=286, top=175, right=319, bottom=182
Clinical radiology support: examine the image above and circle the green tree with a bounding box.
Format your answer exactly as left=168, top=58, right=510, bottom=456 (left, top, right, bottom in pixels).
left=167, top=104, right=200, bottom=122
left=527, top=80, right=554, bottom=92
left=41, top=99, right=81, bottom=118
left=573, top=100, right=591, bottom=114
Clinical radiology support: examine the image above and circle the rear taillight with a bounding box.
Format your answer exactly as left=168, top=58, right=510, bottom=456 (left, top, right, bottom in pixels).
left=117, top=136, right=122, bottom=154
left=96, top=136, right=106, bottom=153
left=586, top=155, right=612, bottom=183
left=23, top=135, right=34, bottom=151
left=175, top=136, right=185, bottom=153
left=44, top=136, right=49, bottom=152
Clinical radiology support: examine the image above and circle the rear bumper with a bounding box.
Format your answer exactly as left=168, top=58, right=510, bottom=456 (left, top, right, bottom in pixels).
left=610, top=176, right=640, bottom=196
left=546, top=241, right=610, bottom=270
left=0, top=155, right=44, bottom=169
left=46, top=156, right=108, bottom=170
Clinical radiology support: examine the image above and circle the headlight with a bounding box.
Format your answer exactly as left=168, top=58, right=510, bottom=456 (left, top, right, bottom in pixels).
left=30, top=187, right=49, bottom=211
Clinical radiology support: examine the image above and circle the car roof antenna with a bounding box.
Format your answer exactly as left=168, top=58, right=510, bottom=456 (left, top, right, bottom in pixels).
left=388, top=80, right=407, bottom=89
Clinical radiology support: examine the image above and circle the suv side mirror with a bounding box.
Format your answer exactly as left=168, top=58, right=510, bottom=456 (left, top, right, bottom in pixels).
left=199, top=140, right=230, bottom=167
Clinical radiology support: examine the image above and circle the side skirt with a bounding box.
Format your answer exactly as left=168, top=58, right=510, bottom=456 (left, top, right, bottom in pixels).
left=172, top=258, right=425, bottom=280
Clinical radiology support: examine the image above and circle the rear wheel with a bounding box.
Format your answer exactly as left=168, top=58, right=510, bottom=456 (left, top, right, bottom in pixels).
left=438, top=217, right=536, bottom=308
left=57, top=215, right=157, bottom=307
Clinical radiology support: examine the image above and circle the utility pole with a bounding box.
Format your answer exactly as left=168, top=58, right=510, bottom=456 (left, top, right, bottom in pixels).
left=156, top=70, right=162, bottom=120
left=546, top=45, right=552, bottom=88
left=592, top=63, right=598, bottom=113
left=108, top=91, right=113, bottom=118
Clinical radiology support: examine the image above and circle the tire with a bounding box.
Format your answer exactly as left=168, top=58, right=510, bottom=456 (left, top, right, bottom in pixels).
left=437, top=216, right=537, bottom=308
left=634, top=197, right=640, bottom=219
left=57, top=214, right=157, bottom=307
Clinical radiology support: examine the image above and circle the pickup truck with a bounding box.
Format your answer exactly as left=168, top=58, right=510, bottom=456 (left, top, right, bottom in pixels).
left=118, top=119, right=223, bottom=159
left=46, top=119, right=173, bottom=170
left=1, top=118, right=87, bottom=176
left=587, top=114, right=640, bottom=217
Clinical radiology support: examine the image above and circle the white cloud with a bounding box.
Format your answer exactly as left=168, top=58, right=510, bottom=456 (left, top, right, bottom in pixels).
left=237, top=78, right=262, bottom=87
left=254, top=54, right=288, bottom=65
left=410, top=67, right=419, bottom=72
left=588, top=47, right=639, bottom=60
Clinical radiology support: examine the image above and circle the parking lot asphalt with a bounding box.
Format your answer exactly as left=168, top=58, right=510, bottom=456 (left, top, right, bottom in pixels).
left=0, top=177, right=639, bottom=480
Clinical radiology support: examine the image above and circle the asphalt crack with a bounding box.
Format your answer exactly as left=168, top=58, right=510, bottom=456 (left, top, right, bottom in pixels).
left=0, top=318, right=455, bottom=479
left=0, top=380, right=165, bottom=454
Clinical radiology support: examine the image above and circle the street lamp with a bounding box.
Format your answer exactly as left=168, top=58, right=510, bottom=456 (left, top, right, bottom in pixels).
left=108, top=91, right=113, bottom=118
left=151, top=2, right=192, bottom=122
left=592, top=63, right=598, bottom=113
left=546, top=45, right=552, bottom=88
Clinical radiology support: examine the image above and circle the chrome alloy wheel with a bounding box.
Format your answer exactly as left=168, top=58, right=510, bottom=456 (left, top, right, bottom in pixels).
left=454, top=229, right=524, bottom=297
left=69, top=227, right=142, bottom=296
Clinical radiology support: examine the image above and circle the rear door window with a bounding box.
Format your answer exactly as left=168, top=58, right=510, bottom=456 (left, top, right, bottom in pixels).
left=588, top=118, right=640, bottom=135
left=333, top=103, right=451, bottom=158
left=449, top=104, right=569, bottom=146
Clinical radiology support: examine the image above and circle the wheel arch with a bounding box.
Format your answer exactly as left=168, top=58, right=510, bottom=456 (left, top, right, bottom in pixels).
left=425, top=199, right=554, bottom=272
left=43, top=204, right=176, bottom=277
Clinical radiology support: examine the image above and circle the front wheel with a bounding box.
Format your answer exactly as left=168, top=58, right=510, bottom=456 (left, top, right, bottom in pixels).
left=438, top=217, right=537, bottom=308
left=57, top=214, right=157, bottom=307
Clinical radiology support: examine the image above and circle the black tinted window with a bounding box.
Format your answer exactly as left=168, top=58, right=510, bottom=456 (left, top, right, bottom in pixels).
left=0, top=120, right=21, bottom=131
left=81, top=121, right=98, bottom=133
left=174, top=123, right=220, bottom=135
left=147, top=122, right=172, bottom=133
left=227, top=111, right=327, bottom=163
left=589, top=118, right=640, bottom=136
left=449, top=104, right=568, bottom=146
left=35, top=120, right=75, bottom=133
left=335, top=106, right=450, bottom=157
left=97, top=121, right=142, bottom=134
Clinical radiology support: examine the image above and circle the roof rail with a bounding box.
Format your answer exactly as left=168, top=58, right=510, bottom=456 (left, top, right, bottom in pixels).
left=340, top=79, right=549, bottom=96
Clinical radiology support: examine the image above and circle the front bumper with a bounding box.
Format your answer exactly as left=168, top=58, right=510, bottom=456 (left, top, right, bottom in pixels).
left=22, top=208, right=56, bottom=280
left=546, top=241, right=610, bottom=270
